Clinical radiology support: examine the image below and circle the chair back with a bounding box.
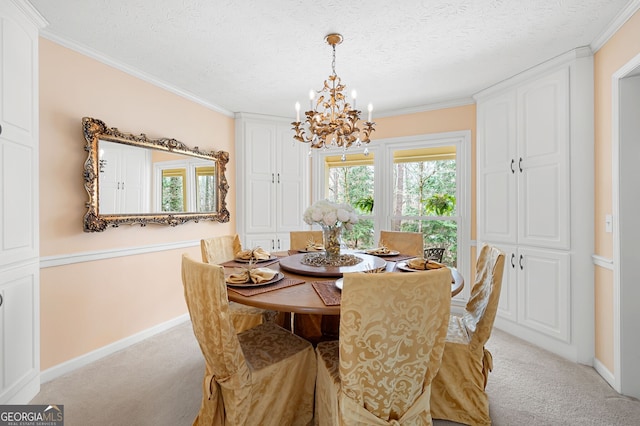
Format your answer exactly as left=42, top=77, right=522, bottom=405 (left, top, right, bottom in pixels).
left=200, top=234, right=242, bottom=264
left=339, top=269, right=452, bottom=423
left=289, top=230, right=323, bottom=250
left=379, top=230, right=424, bottom=256
left=181, top=255, right=251, bottom=416
left=424, top=247, right=446, bottom=263
left=462, top=244, right=505, bottom=349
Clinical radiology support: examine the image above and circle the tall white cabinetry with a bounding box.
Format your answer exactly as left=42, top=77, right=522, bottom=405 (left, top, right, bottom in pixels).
left=476, top=48, right=594, bottom=363
left=98, top=141, right=150, bottom=214
left=0, top=0, right=45, bottom=404
left=236, top=114, right=309, bottom=251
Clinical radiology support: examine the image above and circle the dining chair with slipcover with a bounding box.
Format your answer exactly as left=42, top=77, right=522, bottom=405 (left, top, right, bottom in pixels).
left=430, top=244, right=506, bottom=426
left=200, top=235, right=279, bottom=333
left=315, top=268, right=453, bottom=425
left=379, top=230, right=424, bottom=257
left=289, top=230, right=324, bottom=251
left=424, top=247, right=446, bottom=263
left=181, top=254, right=316, bottom=426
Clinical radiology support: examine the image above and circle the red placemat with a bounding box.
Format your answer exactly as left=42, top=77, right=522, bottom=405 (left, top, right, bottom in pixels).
left=220, top=258, right=280, bottom=268
left=311, top=281, right=342, bottom=306
left=227, top=278, right=305, bottom=297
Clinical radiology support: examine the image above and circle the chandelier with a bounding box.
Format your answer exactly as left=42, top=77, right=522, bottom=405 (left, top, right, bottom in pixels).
left=292, top=33, right=375, bottom=160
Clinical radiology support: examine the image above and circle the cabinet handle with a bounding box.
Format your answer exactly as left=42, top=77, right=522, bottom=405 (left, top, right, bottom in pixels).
left=511, top=253, right=516, bottom=268
left=117, top=182, right=120, bottom=190
left=271, top=239, right=275, bottom=250
left=277, top=239, right=281, bottom=250
left=510, top=159, right=515, bottom=174
left=519, top=254, right=524, bottom=270
left=122, top=181, right=125, bottom=190
left=272, top=173, right=274, bottom=183
left=0, top=124, right=2, bottom=135
left=519, top=157, right=523, bottom=172
left=0, top=293, right=3, bottom=307
left=277, top=173, right=280, bottom=184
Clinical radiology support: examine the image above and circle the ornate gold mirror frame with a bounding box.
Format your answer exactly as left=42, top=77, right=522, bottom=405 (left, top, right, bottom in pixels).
left=82, top=117, right=230, bottom=232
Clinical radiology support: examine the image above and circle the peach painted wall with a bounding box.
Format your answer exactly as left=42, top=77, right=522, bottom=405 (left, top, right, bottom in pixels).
left=593, top=10, right=640, bottom=372
left=375, top=104, right=477, bottom=241
left=39, top=38, right=236, bottom=370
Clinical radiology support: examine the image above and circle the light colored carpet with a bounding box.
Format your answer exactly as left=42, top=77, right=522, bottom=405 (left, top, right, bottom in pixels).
left=31, top=321, right=640, bottom=425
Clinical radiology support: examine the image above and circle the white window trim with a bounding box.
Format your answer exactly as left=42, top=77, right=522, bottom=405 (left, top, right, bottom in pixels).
left=153, top=158, right=212, bottom=212
left=311, top=130, right=472, bottom=303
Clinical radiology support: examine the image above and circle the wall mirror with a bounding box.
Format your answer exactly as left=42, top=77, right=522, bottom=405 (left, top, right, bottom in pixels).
left=82, top=117, right=230, bottom=232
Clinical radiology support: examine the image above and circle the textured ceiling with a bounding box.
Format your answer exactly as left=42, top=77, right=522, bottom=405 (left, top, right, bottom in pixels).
left=29, top=0, right=631, bottom=118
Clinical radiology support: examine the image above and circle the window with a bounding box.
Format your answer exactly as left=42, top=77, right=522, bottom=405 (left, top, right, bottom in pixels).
left=154, top=159, right=217, bottom=212
left=312, top=131, right=471, bottom=300
left=161, top=168, right=186, bottom=212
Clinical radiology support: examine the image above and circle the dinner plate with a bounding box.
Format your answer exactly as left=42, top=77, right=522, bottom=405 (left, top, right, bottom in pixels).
left=233, top=255, right=278, bottom=263
left=396, top=261, right=445, bottom=273
left=365, top=249, right=400, bottom=257
left=396, top=261, right=425, bottom=272
left=334, top=278, right=344, bottom=290
left=226, top=272, right=284, bottom=287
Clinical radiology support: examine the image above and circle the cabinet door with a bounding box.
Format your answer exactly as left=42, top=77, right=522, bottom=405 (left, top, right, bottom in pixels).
left=0, top=7, right=39, bottom=267
left=120, top=144, right=150, bottom=213
left=489, top=243, right=518, bottom=322
left=517, top=68, right=570, bottom=249
left=276, top=124, right=308, bottom=233
left=244, top=122, right=277, bottom=234
left=477, top=91, right=518, bottom=244
left=516, top=246, right=570, bottom=342
left=0, top=263, right=39, bottom=403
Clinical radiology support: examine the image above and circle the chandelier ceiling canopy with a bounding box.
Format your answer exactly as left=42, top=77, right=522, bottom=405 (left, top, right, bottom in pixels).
left=292, top=33, right=375, bottom=160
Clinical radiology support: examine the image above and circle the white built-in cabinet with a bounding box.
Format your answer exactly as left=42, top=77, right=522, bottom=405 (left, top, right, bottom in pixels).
left=0, top=0, right=45, bottom=404
left=476, top=48, right=594, bottom=363
left=98, top=141, right=150, bottom=214
left=236, top=114, right=309, bottom=251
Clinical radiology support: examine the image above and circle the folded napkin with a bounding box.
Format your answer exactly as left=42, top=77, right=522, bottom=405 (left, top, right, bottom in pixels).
left=235, top=247, right=271, bottom=261
left=367, top=246, right=391, bottom=255
left=407, top=258, right=446, bottom=270
left=226, top=267, right=277, bottom=284
left=305, top=239, right=324, bottom=251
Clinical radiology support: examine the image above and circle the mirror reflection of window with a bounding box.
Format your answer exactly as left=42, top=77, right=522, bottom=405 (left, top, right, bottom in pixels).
left=195, top=166, right=216, bottom=212
left=161, top=168, right=187, bottom=212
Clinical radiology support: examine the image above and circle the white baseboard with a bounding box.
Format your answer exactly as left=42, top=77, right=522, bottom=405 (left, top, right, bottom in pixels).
left=40, top=314, right=190, bottom=383
left=593, top=357, right=617, bottom=390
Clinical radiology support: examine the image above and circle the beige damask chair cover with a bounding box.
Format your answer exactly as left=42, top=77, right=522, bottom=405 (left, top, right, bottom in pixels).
left=430, top=244, right=505, bottom=426
left=200, top=235, right=278, bottom=333
left=289, top=230, right=324, bottom=250
left=315, top=269, right=452, bottom=425
left=379, top=230, right=424, bottom=257
left=181, top=254, right=316, bottom=426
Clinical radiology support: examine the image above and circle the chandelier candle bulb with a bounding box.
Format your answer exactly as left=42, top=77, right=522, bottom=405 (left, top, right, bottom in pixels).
left=352, top=90, right=357, bottom=109
left=368, top=103, right=373, bottom=122
left=295, top=102, right=300, bottom=122
left=309, top=90, right=315, bottom=110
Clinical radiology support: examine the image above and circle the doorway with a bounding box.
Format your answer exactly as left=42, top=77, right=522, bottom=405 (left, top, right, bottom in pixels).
left=613, top=56, right=640, bottom=398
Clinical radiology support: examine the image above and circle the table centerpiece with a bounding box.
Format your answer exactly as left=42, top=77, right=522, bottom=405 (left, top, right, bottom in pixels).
left=302, top=199, right=359, bottom=264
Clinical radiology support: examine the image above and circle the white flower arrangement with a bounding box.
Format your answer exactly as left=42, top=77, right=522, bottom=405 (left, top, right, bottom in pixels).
left=303, top=199, right=359, bottom=230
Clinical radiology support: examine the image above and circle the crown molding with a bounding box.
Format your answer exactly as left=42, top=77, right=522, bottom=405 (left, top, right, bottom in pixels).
left=38, top=30, right=235, bottom=118
left=13, top=0, right=48, bottom=28
left=590, top=0, right=640, bottom=52
left=375, top=97, right=476, bottom=118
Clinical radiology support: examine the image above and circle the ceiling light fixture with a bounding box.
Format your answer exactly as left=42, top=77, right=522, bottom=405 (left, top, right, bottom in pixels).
left=292, top=33, right=375, bottom=161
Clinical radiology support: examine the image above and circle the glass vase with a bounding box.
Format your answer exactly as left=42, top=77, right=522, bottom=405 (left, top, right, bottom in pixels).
left=321, top=224, right=343, bottom=262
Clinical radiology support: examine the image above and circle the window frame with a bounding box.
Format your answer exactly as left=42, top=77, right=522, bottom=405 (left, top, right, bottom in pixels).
left=311, top=130, right=472, bottom=303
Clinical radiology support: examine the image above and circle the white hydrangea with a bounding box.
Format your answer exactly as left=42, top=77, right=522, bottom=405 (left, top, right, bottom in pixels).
left=303, top=199, right=359, bottom=228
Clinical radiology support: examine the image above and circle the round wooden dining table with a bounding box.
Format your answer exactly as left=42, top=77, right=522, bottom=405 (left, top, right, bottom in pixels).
left=226, top=252, right=465, bottom=316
